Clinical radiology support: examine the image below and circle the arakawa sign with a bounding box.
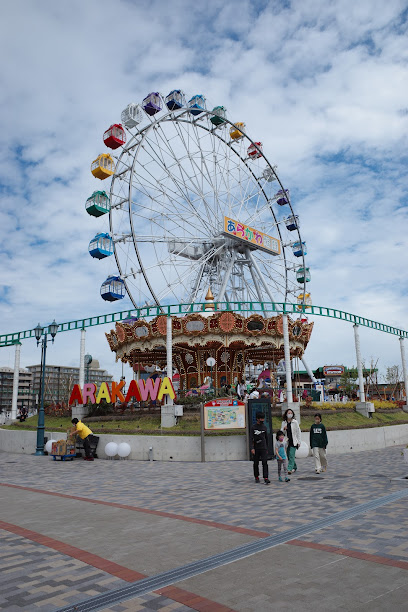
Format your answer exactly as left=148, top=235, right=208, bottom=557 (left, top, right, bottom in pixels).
left=69, top=377, right=175, bottom=406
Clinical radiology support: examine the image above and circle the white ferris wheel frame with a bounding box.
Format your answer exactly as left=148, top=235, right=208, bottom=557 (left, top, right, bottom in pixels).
left=106, top=105, right=308, bottom=312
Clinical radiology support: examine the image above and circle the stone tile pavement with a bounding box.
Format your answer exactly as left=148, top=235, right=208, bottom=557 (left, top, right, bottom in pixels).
left=0, top=445, right=407, bottom=610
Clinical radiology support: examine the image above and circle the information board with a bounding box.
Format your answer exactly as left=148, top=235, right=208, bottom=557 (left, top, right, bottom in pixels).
left=204, top=398, right=246, bottom=430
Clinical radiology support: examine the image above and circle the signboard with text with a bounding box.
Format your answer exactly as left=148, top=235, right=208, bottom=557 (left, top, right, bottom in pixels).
left=223, top=217, right=280, bottom=256
left=204, top=398, right=246, bottom=430
left=323, top=366, right=344, bottom=377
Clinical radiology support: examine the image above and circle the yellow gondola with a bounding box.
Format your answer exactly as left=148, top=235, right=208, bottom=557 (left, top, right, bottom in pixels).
left=91, top=154, right=115, bottom=180
left=230, top=122, right=245, bottom=140
left=297, top=293, right=312, bottom=310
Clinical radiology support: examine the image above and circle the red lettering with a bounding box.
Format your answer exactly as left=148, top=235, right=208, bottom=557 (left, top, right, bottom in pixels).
left=69, top=384, right=83, bottom=406
left=124, top=379, right=141, bottom=402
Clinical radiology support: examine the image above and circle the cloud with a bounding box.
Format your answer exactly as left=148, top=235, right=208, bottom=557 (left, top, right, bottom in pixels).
left=1, top=0, right=408, bottom=382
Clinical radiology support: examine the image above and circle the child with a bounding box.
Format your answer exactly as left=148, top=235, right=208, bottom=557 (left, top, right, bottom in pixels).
left=275, top=430, right=290, bottom=482
left=309, top=413, right=328, bottom=473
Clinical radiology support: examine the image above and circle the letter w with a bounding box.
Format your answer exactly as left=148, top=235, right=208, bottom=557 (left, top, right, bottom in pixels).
left=138, top=378, right=161, bottom=401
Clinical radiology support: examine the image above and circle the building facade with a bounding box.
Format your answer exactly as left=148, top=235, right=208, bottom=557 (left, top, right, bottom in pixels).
left=0, top=367, right=33, bottom=414
left=26, top=361, right=113, bottom=406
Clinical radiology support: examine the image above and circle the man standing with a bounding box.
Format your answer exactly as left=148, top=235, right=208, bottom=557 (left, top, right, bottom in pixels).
left=71, top=418, right=94, bottom=461
left=250, top=412, right=270, bottom=484
left=309, top=413, right=328, bottom=473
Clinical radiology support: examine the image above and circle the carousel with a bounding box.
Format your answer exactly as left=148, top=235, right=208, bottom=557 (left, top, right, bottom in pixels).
left=105, top=290, right=313, bottom=391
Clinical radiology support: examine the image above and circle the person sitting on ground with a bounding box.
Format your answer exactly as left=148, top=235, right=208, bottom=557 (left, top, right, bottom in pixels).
left=71, top=418, right=94, bottom=461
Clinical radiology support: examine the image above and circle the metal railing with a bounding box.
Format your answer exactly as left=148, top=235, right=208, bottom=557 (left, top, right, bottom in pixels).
left=1, top=301, right=407, bottom=348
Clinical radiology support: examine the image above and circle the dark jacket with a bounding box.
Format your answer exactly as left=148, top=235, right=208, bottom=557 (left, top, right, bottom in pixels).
left=310, top=423, right=328, bottom=448
left=250, top=422, right=268, bottom=451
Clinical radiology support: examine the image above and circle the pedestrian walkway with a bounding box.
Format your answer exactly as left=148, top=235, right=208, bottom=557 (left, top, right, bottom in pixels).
left=0, top=446, right=407, bottom=610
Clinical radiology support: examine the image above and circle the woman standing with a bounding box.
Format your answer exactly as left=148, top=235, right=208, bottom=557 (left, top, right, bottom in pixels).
left=280, top=408, right=302, bottom=474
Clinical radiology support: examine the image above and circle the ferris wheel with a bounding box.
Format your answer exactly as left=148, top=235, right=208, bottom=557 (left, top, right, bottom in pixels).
left=86, top=90, right=311, bottom=312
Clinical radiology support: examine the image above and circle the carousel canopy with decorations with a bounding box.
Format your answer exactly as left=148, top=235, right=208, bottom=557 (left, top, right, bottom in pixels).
left=106, top=291, right=313, bottom=390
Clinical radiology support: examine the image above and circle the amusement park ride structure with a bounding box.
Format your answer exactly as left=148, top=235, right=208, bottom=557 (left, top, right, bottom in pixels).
left=2, top=90, right=408, bottom=421
left=86, top=88, right=315, bottom=406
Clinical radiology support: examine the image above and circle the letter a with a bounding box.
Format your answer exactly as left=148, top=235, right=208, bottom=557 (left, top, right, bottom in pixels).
left=69, top=384, right=83, bottom=406
left=96, top=382, right=111, bottom=404
left=125, top=379, right=141, bottom=402
left=157, top=377, right=176, bottom=401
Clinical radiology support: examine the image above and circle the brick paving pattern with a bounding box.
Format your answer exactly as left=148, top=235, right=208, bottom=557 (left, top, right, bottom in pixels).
left=1, top=445, right=407, bottom=610
left=0, top=530, right=127, bottom=611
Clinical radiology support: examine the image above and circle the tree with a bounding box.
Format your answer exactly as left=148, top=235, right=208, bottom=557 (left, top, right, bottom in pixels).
left=340, top=367, right=358, bottom=397
left=384, top=366, right=402, bottom=399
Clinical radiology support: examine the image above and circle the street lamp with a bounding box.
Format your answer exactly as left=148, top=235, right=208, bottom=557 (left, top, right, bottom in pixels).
left=34, top=320, right=58, bottom=455
left=84, top=354, right=92, bottom=383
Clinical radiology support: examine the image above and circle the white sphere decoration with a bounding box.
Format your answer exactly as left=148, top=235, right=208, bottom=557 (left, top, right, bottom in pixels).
left=295, top=441, right=309, bottom=458
left=45, top=439, right=57, bottom=453
left=117, top=442, right=131, bottom=458
left=105, top=442, right=118, bottom=457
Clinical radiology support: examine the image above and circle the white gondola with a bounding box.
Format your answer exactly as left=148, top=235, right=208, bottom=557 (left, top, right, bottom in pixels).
left=121, top=103, right=144, bottom=128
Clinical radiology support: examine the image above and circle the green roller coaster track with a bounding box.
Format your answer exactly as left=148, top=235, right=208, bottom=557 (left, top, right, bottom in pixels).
left=1, top=301, right=407, bottom=348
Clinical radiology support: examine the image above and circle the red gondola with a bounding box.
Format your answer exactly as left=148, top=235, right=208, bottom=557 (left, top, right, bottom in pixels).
left=103, top=124, right=126, bottom=150
left=247, top=142, right=263, bottom=159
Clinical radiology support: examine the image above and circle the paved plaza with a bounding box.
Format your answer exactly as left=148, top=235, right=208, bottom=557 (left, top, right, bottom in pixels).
left=0, top=445, right=408, bottom=611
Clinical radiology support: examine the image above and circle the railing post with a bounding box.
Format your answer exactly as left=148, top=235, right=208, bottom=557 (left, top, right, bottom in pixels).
left=11, top=342, right=21, bottom=421
left=399, top=337, right=408, bottom=412
left=282, top=314, right=293, bottom=403
left=354, top=324, right=365, bottom=402
left=353, top=324, right=374, bottom=417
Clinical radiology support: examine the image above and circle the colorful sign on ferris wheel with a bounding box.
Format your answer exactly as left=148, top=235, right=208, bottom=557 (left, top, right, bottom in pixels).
left=223, top=217, right=281, bottom=256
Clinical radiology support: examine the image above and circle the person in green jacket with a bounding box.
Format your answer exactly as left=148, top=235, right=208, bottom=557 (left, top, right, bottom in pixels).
left=310, top=413, right=328, bottom=474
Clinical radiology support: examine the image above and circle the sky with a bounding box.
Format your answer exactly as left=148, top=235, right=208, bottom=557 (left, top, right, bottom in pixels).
left=0, top=0, right=408, bottom=384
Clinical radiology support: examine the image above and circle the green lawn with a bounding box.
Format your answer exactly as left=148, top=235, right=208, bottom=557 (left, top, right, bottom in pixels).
left=3, top=409, right=408, bottom=435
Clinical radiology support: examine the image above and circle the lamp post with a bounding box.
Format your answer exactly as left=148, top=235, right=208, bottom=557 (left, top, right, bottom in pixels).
left=34, top=320, right=58, bottom=455
left=84, top=354, right=92, bottom=383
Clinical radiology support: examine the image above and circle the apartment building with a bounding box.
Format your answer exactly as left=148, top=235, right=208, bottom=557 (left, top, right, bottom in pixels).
left=26, top=360, right=113, bottom=405
left=0, top=367, right=33, bottom=414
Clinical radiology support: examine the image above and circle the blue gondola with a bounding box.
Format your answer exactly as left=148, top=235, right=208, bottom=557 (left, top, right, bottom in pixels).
left=285, top=215, right=299, bottom=231
left=274, top=188, right=290, bottom=206
left=292, top=241, right=307, bottom=257
left=100, top=276, right=126, bottom=301
left=188, top=95, right=206, bottom=116
left=89, top=233, right=114, bottom=259
left=165, top=89, right=185, bottom=110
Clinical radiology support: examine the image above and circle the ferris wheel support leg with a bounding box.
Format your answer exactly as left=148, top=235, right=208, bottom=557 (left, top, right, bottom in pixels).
left=354, top=324, right=375, bottom=417
left=301, top=356, right=317, bottom=384
left=246, top=249, right=276, bottom=314
left=11, top=342, right=21, bottom=421
left=217, top=251, right=236, bottom=304
left=161, top=315, right=176, bottom=428
left=73, top=329, right=87, bottom=420
left=399, top=337, right=408, bottom=412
